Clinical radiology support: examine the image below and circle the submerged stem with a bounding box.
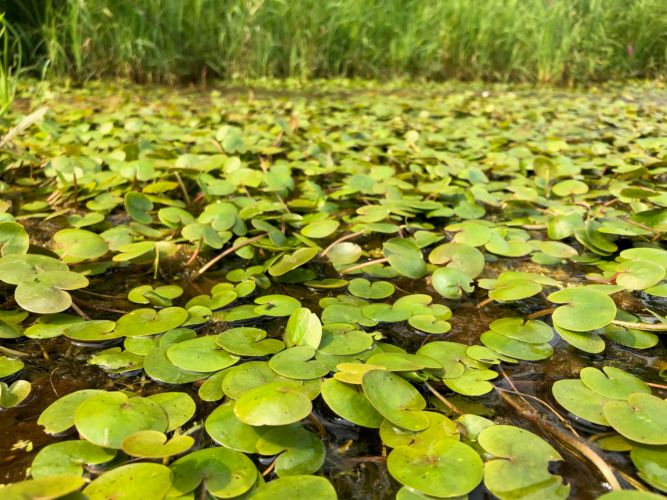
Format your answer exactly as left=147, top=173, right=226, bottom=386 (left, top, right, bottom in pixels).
left=197, top=233, right=266, bottom=275
left=320, top=230, right=366, bottom=257
left=610, top=319, right=667, bottom=332
left=340, top=257, right=389, bottom=275
left=424, top=381, right=462, bottom=415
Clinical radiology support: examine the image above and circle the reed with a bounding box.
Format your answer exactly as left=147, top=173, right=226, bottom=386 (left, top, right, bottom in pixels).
left=5, top=0, right=667, bottom=84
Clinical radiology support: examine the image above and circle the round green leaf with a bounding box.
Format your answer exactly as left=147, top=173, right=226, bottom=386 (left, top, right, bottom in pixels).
left=549, top=287, right=617, bottom=332
left=121, top=430, right=194, bottom=458
left=167, top=335, right=239, bottom=372
left=250, top=475, right=336, bottom=500
left=170, top=447, right=258, bottom=497
left=74, top=392, right=168, bottom=448
left=53, top=228, right=108, bottom=263
left=604, top=394, right=667, bottom=445
left=115, top=307, right=188, bottom=337
left=362, top=370, right=428, bottom=431
left=387, top=438, right=483, bottom=497
left=218, top=327, right=285, bottom=356
left=234, top=380, right=313, bottom=426
left=321, top=378, right=384, bottom=428
left=84, top=463, right=172, bottom=499
left=31, top=440, right=116, bottom=478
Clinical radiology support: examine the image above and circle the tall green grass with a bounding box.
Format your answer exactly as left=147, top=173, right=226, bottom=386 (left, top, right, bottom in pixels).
left=6, top=0, right=667, bottom=84
left=0, top=13, right=21, bottom=115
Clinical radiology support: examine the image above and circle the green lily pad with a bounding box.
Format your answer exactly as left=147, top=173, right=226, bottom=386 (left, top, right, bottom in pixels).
left=615, top=259, right=665, bottom=290
left=321, top=378, right=384, bottom=428
left=478, top=425, right=568, bottom=498
left=0, top=355, right=23, bottom=378
left=74, top=392, right=168, bottom=448
left=0, top=254, right=68, bottom=285
left=255, top=294, right=302, bottom=317
left=124, top=191, right=153, bottom=224
left=480, top=331, right=553, bottom=361
left=128, top=284, right=183, bottom=305
left=333, top=362, right=386, bottom=384
left=0, top=379, right=31, bottom=408
left=366, top=352, right=441, bottom=372
left=598, top=493, right=665, bottom=500
left=602, top=324, right=659, bottom=349
left=383, top=238, right=426, bottom=278
left=144, top=342, right=208, bottom=384
left=53, top=228, right=108, bottom=263
left=327, top=242, right=363, bottom=266
left=24, top=313, right=84, bottom=339
left=88, top=347, right=143, bottom=373
left=167, top=335, right=239, bottom=372
left=147, top=392, right=196, bottom=431
left=630, top=444, right=667, bottom=493
left=318, top=328, right=374, bottom=355
left=488, top=317, right=554, bottom=343
left=362, top=302, right=412, bottom=323
left=250, top=475, right=336, bottom=500
left=222, top=361, right=282, bottom=399
left=31, top=440, right=116, bottom=477
left=170, top=447, right=258, bottom=497
left=0, top=475, right=85, bottom=499
left=488, top=279, right=542, bottom=301
left=549, top=287, right=617, bottom=332
left=0, top=221, right=29, bottom=255
left=121, top=430, right=194, bottom=458
left=38, top=389, right=105, bottom=434
left=115, top=307, right=188, bottom=337
left=198, top=369, right=230, bottom=402
left=301, top=219, right=339, bottom=238
left=387, top=438, right=483, bottom=497
left=580, top=366, right=650, bottom=400
left=362, top=369, right=429, bottom=431
left=552, top=379, right=610, bottom=425
left=234, top=380, right=313, bottom=426
left=268, top=247, right=318, bottom=277
left=218, top=327, right=285, bottom=356
left=416, top=342, right=468, bottom=379
left=269, top=346, right=330, bottom=379
left=284, top=307, right=322, bottom=348
left=554, top=324, right=606, bottom=353
left=256, top=424, right=326, bottom=476
left=64, top=320, right=119, bottom=342
left=604, top=394, right=667, bottom=445
left=380, top=411, right=458, bottom=450
left=322, top=303, right=378, bottom=327
left=431, top=267, right=474, bottom=299
left=348, top=278, right=395, bottom=299
left=428, top=242, right=485, bottom=278
left=206, top=401, right=268, bottom=453
left=408, top=314, right=451, bottom=334
left=444, top=368, right=498, bottom=396
left=84, top=463, right=173, bottom=499
left=14, top=269, right=89, bottom=314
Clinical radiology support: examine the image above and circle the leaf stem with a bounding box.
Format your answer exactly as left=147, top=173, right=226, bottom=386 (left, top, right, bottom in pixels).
left=525, top=307, right=557, bottom=320
left=424, top=381, right=462, bottom=415
left=340, top=257, right=389, bottom=275
left=610, top=320, right=667, bottom=331
left=320, top=230, right=366, bottom=257
left=197, top=233, right=266, bottom=275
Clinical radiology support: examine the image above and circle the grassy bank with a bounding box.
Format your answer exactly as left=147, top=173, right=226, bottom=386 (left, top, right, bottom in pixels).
left=5, top=0, right=667, bottom=84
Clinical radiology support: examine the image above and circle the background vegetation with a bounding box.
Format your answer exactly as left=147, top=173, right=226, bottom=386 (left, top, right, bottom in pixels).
left=4, top=0, right=667, bottom=85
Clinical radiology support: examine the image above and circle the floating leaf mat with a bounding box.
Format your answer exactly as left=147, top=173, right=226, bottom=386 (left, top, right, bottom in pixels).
left=0, top=81, right=665, bottom=499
